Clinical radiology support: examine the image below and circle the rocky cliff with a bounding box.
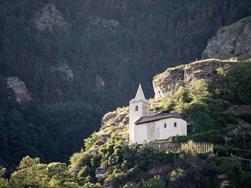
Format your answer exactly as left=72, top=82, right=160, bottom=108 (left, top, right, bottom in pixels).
left=202, top=16, right=251, bottom=60
left=152, top=59, right=248, bottom=98
left=153, top=16, right=251, bottom=99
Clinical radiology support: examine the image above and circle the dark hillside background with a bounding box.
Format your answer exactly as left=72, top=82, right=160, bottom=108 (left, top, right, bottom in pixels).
left=0, top=0, right=251, bottom=170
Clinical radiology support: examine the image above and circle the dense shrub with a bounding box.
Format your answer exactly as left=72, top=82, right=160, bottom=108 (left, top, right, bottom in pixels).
left=123, top=176, right=166, bottom=188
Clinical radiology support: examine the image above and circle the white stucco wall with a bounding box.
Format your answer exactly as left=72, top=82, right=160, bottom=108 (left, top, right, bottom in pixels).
left=155, top=118, right=187, bottom=139
left=129, top=99, right=150, bottom=144
left=134, top=123, right=148, bottom=144
left=133, top=118, right=187, bottom=144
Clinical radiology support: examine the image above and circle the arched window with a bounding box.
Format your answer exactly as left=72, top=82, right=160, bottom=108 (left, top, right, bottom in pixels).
left=135, top=105, right=138, bottom=111
left=164, top=123, right=167, bottom=128
left=174, top=122, right=177, bottom=127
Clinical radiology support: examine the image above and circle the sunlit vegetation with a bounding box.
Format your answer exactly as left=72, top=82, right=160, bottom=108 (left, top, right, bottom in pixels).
left=181, top=140, right=214, bottom=154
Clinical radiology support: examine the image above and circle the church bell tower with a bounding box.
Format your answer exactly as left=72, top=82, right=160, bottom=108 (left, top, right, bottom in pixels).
left=129, top=84, right=150, bottom=144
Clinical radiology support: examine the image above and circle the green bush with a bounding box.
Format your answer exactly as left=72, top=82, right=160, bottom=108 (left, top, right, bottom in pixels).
left=123, top=176, right=166, bottom=188
left=214, top=63, right=251, bottom=104
left=171, top=136, right=189, bottom=143
left=189, top=130, right=225, bottom=144
left=238, top=113, right=251, bottom=123
left=240, top=171, right=251, bottom=187
left=214, top=145, right=230, bottom=157
left=211, top=157, right=242, bottom=186
left=0, top=168, right=8, bottom=188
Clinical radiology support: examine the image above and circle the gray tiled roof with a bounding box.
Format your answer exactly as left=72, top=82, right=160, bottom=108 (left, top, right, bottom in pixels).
left=135, top=112, right=182, bottom=125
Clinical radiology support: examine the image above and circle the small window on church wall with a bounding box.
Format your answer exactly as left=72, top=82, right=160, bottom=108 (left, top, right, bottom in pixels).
left=174, top=122, right=177, bottom=127
left=135, top=106, right=138, bottom=111
left=164, top=123, right=167, bottom=128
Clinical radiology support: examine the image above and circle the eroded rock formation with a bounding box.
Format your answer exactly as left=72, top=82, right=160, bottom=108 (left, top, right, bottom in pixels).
left=6, top=77, right=32, bottom=103
left=152, top=59, right=248, bottom=98
left=35, top=4, right=67, bottom=31
left=202, top=17, right=251, bottom=60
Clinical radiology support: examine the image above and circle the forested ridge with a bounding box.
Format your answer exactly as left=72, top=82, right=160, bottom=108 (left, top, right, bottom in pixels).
left=0, top=0, right=251, bottom=174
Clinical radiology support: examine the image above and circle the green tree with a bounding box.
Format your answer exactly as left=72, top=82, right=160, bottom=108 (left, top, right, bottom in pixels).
left=10, top=156, right=78, bottom=188
left=0, top=168, right=8, bottom=188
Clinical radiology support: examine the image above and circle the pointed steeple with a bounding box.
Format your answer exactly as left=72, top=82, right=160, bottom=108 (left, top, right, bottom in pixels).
left=134, top=84, right=146, bottom=101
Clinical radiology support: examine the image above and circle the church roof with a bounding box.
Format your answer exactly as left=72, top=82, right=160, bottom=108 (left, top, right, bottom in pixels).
left=135, top=112, right=183, bottom=125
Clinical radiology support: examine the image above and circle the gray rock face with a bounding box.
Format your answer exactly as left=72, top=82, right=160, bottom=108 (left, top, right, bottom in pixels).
left=152, top=59, right=248, bottom=98
left=35, top=4, right=67, bottom=31
left=95, top=75, right=105, bottom=90
left=51, top=63, right=73, bottom=80
left=6, top=77, right=32, bottom=103
left=97, top=107, right=129, bottom=145
left=202, top=17, right=251, bottom=60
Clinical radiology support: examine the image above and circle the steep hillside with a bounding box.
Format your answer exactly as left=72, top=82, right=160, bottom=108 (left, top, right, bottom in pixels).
left=65, top=59, right=251, bottom=187
left=1, top=0, right=251, bottom=173
left=86, top=58, right=251, bottom=146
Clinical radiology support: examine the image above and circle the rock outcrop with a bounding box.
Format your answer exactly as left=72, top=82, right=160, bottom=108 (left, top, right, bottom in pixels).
left=152, top=59, right=249, bottom=98
left=202, top=16, right=251, bottom=60
left=95, top=75, right=105, bottom=90
left=35, top=4, right=67, bottom=31
left=98, top=107, right=129, bottom=143
left=154, top=17, right=251, bottom=99
left=6, top=77, right=32, bottom=103
left=51, top=63, right=74, bottom=80
left=89, top=16, right=120, bottom=28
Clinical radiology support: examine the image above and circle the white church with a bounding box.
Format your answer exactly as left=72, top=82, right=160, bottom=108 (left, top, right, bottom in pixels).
left=129, top=84, right=187, bottom=144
